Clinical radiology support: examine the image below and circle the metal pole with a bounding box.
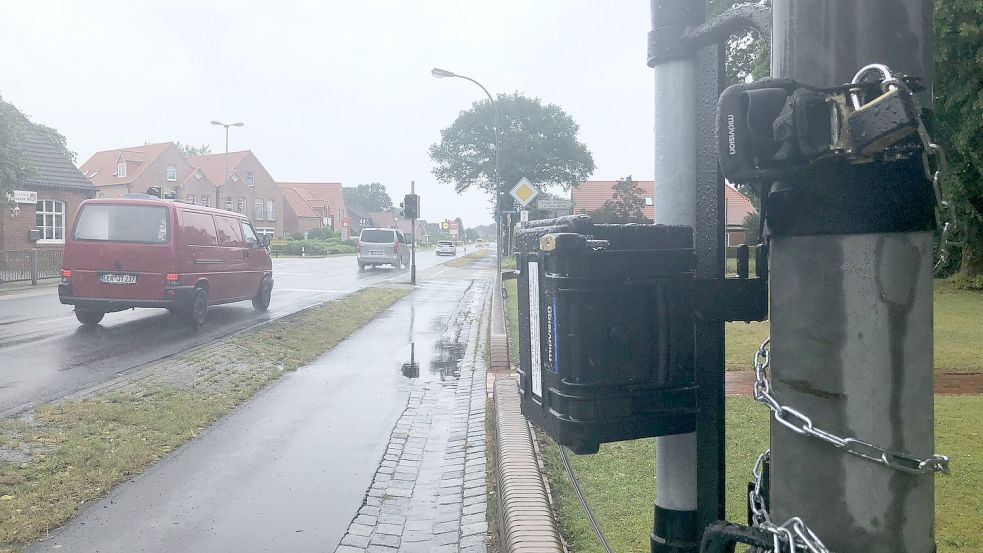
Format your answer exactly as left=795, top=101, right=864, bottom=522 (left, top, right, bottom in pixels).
left=648, top=1, right=704, bottom=551
left=768, top=1, right=936, bottom=551
left=411, top=180, right=416, bottom=285
left=221, top=125, right=228, bottom=209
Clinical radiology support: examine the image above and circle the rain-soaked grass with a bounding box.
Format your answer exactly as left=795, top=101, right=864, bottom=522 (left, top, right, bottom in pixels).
left=539, top=395, right=982, bottom=553
left=444, top=248, right=491, bottom=267
left=0, top=286, right=410, bottom=552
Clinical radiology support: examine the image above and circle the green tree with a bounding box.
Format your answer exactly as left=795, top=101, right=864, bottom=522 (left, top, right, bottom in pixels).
left=176, top=142, right=212, bottom=157
left=601, top=176, right=649, bottom=223
left=708, top=0, right=770, bottom=84
left=0, top=95, right=33, bottom=200
left=429, top=93, right=595, bottom=211
left=343, top=182, right=393, bottom=212
left=742, top=210, right=761, bottom=244
left=586, top=204, right=620, bottom=224
left=935, top=0, right=983, bottom=276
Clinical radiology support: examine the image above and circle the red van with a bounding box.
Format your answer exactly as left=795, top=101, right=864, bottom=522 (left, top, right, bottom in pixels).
left=59, top=197, right=274, bottom=327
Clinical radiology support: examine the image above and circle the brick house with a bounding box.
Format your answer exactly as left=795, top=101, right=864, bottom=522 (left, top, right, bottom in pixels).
left=570, top=180, right=756, bottom=245
left=570, top=180, right=655, bottom=221
left=279, top=182, right=348, bottom=239
left=188, top=151, right=284, bottom=239
left=80, top=142, right=205, bottom=200
left=1, top=115, right=96, bottom=278
left=278, top=186, right=325, bottom=237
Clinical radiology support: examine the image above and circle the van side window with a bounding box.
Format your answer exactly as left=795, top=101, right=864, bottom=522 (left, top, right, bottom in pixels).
left=241, top=221, right=259, bottom=247
left=215, top=216, right=245, bottom=247
left=181, top=211, right=218, bottom=246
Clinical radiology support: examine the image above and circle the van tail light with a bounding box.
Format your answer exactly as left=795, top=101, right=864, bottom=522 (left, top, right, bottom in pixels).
left=394, top=240, right=399, bottom=254
left=164, top=273, right=180, bottom=286
left=61, top=269, right=72, bottom=284
left=356, top=239, right=361, bottom=250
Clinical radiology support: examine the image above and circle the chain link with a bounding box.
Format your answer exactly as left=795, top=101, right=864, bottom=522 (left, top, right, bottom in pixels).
left=754, top=337, right=951, bottom=476
left=748, top=451, right=830, bottom=553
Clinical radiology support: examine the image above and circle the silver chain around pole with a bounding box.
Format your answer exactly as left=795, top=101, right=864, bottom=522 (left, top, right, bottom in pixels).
left=753, top=337, right=951, bottom=475
left=748, top=451, right=831, bottom=553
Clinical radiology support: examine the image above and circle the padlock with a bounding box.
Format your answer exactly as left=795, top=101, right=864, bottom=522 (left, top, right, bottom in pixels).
left=846, top=86, right=918, bottom=156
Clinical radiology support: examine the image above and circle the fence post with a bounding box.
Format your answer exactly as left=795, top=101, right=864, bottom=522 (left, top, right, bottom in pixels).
left=30, top=249, right=39, bottom=286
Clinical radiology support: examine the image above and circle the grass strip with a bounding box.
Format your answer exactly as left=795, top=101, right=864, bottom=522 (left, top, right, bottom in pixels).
left=0, top=286, right=410, bottom=552
left=444, top=249, right=491, bottom=267
left=539, top=395, right=982, bottom=553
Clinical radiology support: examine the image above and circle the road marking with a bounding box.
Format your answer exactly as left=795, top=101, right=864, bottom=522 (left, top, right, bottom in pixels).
left=277, top=288, right=350, bottom=294
left=36, top=315, right=75, bottom=325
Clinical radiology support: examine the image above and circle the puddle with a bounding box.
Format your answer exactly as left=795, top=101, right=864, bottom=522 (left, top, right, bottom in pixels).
left=430, top=330, right=465, bottom=380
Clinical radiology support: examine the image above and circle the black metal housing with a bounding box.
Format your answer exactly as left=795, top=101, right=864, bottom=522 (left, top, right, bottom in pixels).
left=514, top=216, right=697, bottom=455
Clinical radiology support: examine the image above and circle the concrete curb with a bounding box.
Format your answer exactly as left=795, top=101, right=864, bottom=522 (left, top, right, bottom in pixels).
left=490, top=267, right=564, bottom=552
left=494, top=379, right=564, bottom=553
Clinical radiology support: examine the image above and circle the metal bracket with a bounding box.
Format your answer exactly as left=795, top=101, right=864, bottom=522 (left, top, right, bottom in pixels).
left=648, top=4, right=773, bottom=66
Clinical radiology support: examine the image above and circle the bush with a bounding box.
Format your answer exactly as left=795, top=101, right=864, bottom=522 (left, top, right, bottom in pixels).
left=949, top=274, right=983, bottom=290
left=287, top=232, right=305, bottom=241
left=282, top=240, right=354, bottom=256
left=306, top=228, right=337, bottom=240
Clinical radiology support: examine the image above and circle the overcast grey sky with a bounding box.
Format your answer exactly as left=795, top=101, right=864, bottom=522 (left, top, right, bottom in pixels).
left=0, top=1, right=655, bottom=226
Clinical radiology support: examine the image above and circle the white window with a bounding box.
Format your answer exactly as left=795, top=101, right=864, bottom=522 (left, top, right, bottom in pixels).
left=166, top=165, right=177, bottom=181
left=645, top=197, right=654, bottom=206
left=255, top=227, right=275, bottom=239
left=266, top=200, right=275, bottom=221
left=236, top=197, right=245, bottom=214
left=35, top=199, right=66, bottom=242
left=246, top=171, right=255, bottom=186
left=254, top=199, right=265, bottom=220
left=200, top=196, right=210, bottom=207
left=116, top=162, right=127, bottom=178
left=186, top=194, right=196, bottom=204
left=224, top=196, right=234, bottom=211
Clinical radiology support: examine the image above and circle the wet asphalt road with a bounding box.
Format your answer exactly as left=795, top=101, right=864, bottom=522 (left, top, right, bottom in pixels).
left=24, top=262, right=488, bottom=553
left=0, top=250, right=456, bottom=416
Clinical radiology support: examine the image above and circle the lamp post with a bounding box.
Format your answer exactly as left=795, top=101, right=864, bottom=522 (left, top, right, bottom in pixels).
left=430, top=67, right=503, bottom=278
left=210, top=120, right=244, bottom=209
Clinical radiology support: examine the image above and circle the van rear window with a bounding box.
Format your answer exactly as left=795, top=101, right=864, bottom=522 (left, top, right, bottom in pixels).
left=72, top=204, right=169, bottom=244
left=361, top=229, right=395, bottom=242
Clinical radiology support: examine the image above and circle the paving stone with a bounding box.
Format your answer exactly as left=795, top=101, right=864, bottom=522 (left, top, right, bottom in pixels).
left=376, top=523, right=402, bottom=536
left=370, top=533, right=400, bottom=548
left=348, top=523, right=374, bottom=537
left=462, top=512, right=485, bottom=526
left=353, top=514, right=377, bottom=526
left=433, top=531, right=460, bottom=546
left=359, top=505, right=381, bottom=517
left=461, top=521, right=488, bottom=536
left=460, top=534, right=486, bottom=548
left=335, top=546, right=366, bottom=553
left=341, top=533, right=371, bottom=548
left=462, top=502, right=486, bottom=516
left=377, top=513, right=406, bottom=526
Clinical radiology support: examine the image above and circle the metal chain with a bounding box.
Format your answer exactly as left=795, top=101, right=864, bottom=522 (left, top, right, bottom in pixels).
left=748, top=451, right=831, bottom=553
left=753, top=338, right=951, bottom=475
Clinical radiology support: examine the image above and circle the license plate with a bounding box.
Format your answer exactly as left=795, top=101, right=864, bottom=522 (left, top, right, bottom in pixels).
left=369, top=250, right=384, bottom=256
left=100, top=273, right=137, bottom=284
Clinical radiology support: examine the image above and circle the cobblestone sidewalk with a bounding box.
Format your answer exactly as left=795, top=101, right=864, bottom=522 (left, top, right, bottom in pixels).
left=335, top=278, right=490, bottom=553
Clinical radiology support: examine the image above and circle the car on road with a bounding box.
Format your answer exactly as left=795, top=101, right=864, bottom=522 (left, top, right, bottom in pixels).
left=436, top=240, right=457, bottom=256
left=59, top=196, right=274, bottom=327
left=475, top=239, right=486, bottom=249
left=357, top=227, right=411, bottom=271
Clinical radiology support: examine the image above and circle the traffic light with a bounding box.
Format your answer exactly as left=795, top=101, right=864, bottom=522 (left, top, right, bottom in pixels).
left=403, top=194, right=419, bottom=219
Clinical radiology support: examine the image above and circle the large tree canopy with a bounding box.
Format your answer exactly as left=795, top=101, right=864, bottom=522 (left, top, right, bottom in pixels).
left=0, top=96, right=35, bottom=199
left=429, top=93, right=594, bottom=208
left=343, top=182, right=393, bottom=212
left=935, top=0, right=983, bottom=276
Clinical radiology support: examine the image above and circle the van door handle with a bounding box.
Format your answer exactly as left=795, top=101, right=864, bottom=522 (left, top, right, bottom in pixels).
left=243, top=249, right=249, bottom=259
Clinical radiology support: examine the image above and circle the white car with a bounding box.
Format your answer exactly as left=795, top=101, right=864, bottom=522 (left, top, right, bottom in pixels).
left=436, top=240, right=457, bottom=256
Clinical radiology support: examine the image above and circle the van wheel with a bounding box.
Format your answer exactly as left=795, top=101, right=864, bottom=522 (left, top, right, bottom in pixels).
left=252, top=278, right=273, bottom=311
left=75, top=309, right=105, bottom=326
left=358, top=262, right=366, bottom=272
left=184, top=287, right=208, bottom=327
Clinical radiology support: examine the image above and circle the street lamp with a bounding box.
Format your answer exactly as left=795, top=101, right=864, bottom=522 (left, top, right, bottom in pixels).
left=430, top=67, right=503, bottom=278
left=210, top=120, right=244, bottom=209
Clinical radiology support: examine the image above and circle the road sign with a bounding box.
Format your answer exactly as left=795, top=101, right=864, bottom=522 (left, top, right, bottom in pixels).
left=441, top=221, right=450, bottom=230
left=509, top=177, right=539, bottom=207
left=537, top=198, right=573, bottom=211
left=520, top=210, right=529, bottom=223
left=342, top=219, right=350, bottom=227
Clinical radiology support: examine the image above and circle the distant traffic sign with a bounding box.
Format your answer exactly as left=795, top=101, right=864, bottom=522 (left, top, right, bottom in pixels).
left=509, top=177, right=539, bottom=207
left=441, top=221, right=450, bottom=230
left=537, top=198, right=573, bottom=210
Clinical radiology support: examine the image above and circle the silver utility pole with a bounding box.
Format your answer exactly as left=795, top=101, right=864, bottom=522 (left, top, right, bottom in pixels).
left=210, top=120, right=244, bottom=209
left=649, top=1, right=702, bottom=551
left=768, top=1, right=938, bottom=551
left=410, top=180, right=417, bottom=286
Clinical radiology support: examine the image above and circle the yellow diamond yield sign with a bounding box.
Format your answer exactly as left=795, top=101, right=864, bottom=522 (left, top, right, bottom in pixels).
left=509, top=177, right=539, bottom=207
